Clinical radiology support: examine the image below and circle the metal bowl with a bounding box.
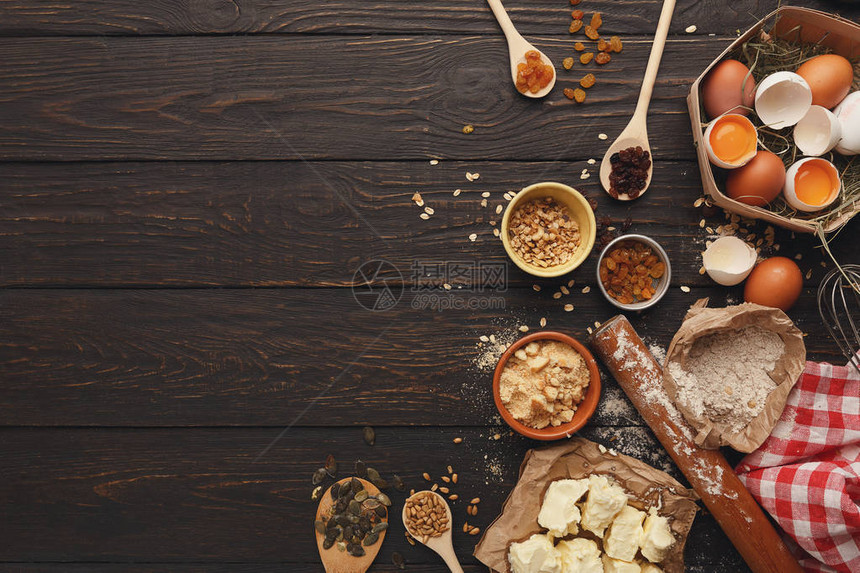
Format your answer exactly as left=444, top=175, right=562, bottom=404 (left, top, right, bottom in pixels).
left=595, top=234, right=671, bottom=311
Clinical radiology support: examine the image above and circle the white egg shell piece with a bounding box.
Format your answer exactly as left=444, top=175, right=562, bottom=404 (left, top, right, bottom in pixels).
left=833, top=91, right=860, bottom=156
left=793, top=106, right=842, bottom=157
left=783, top=157, right=841, bottom=213
left=754, top=72, right=812, bottom=129
left=702, top=236, right=757, bottom=286
left=702, top=114, right=757, bottom=169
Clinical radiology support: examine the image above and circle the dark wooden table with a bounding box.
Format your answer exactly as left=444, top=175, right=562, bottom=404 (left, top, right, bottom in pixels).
left=1, top=1, right=857, bottom=571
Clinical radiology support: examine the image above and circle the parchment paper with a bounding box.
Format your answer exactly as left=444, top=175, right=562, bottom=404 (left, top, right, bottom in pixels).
left=473, top=438, right=699, bottom=573
left=662, top=300, right=806, bottom=453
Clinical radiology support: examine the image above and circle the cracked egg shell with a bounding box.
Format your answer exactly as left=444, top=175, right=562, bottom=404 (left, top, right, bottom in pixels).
left=794, top=105, right=842, bottom=157
left=702, top=236, right=757, bottom=286
left=834, top=91, right=860, bottom=156
left=783, top=157, right=841, bottom=212
left=754, top=72, right=812, bottom=129
left=703, top=114, right=758, bottom=169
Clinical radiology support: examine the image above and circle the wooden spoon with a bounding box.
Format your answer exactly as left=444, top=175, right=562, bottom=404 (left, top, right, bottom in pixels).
left=402, top=491, right=464, bottom=573
left=486, top=0, right=556, bottom=98
left=315, top=477, right=388, bottom=573
left=599, top=0, right=676, bottom=200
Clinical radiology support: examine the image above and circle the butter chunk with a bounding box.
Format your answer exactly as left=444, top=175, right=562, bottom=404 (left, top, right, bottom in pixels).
left=641, top=510, right=674, bottom=563
left=604, top=505, right=646, bottom=562
left=601, top=555, right=641, bottom=573
left=640, top=564, right=664, bottom=573
left=556, top=538, right=604, bottom=573
left=581, top=475, right=628, bottom=538
left=538, top=479, right=589, bottom=537
left=508, top=533, right=563, bottom=573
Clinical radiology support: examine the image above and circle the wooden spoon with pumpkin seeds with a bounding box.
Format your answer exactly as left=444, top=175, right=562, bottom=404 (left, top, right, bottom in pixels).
left=315, top=476, right=390, bottom=573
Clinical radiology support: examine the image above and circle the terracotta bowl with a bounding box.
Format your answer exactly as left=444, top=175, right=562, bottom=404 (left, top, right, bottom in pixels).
left=492, top=331, right=601, bottom=441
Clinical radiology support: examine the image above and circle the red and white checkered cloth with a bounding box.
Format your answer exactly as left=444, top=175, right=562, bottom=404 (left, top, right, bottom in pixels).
left=736, top=358, right=860, bottom=573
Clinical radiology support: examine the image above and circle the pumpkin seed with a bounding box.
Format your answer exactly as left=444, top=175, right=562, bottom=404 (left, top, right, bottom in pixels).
left=392, top=474, right=406, bottom=491
left=366, top=467, right=381, bottom=482
left=322, top=537, right=335, bottom=550
left=362, top=426, right=376, bottom=446
left=325, top=454, right=337, bottom=477
left=372, top=477, right=389, bottom=490
left=392, top=551, right=406, bottom=569
left=374, top=505, right=387, bottom=518
left=312, top=468, right=327, bottom=486
left=354, top=460, right=367, bottom=478
left=372, top=522, right=389, bottom=534
left=376, top=493, right=392, bottom=507
left=311, top=486, right=322, bottom=500
left=354, top=489, right=368, bottom=502
left=348, top=500, right=361, bottom=515
left=363, top=498, right=380, bottom=509
left=343, top=525, right=353, bottom=540
left=363, top=532, right=379, bottom=546
left=350, top=477, right=361, bottom=493
left=349, top=544, right=366, bottom=557
left=330, top=482, right=340, bottom=500
left=314, top=520, right=326, bottom=534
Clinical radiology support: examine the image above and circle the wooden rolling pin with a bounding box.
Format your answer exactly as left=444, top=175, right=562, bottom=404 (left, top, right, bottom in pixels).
left=589, top=315, right=802, bottom=573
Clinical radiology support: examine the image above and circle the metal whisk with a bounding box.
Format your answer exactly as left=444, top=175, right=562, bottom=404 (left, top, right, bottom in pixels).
left=817, top=264, right=860, bottom=375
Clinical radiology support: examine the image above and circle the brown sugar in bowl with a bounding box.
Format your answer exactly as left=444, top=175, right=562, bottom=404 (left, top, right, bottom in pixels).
left=492, top=331, right=601, bottom=441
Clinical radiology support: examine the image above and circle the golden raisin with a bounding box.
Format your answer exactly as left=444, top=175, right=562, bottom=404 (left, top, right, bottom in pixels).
left=580, top=73, right=596, bottom=88
left=569, top=20, right=583, bottom=33
left=590, top=12, right=603, bottom=30
left=573, top=88, right=586, bottom=103
left=570, top=0, right=582, bottom=4
left=563, top=88, right=576, bottom=100
left=574, top=42, right=586, bottom=52
left=584, top=25, right=600, bottom=40
left=515, top=50, right=554, bottom=94
left=563, top=57, right=574, bottom=70
left=610, top=35, right=623, bottom=52
left=580, top=52, right=594, bottom=65
left=597, top=38, right=609, bottom=52
left=462, top=124, right=474, bottom=134
left=571, top=10, right=584, bottom=20
left=595, top=52, right=611, bottom=65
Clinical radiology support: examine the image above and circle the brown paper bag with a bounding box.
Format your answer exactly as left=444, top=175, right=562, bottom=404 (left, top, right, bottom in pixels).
left=473, top=438, right=699, bottom=573
left=662, top=300, right=806, bottom=452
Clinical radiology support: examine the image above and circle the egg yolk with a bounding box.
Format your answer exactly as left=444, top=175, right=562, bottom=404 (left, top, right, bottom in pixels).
left=709, top=116, right=756, bottom=163
left=794, top=160, right=837, bottom=206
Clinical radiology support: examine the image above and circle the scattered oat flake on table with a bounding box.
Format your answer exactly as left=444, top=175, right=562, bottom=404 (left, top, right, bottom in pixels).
left=479, top=335, right=489, bottom=342
left=568, top=279, right=575, bottom=287
left=560, top=286, right=570, bottom=295
left=480, top=199, right=487, bottom=207
left=553, top=292, right=562, bottom=300
left=582, top=286, right=591, bottom=294
left=453, top=189, right=461, bottom=196
left=685, top=25, right=697, bottom=33
left=598, top=133, right=608, bottom=140
left=481, top=192, right=490, bottom=198
left=412, top=192, right=424, bottom=206
left=466, top=172, right=480, bottom=182
left=493, top=228, right=500, bottom=237
left=425, top=206, right=435, bottom=215
left=680, top=286, right=691, bottom=293
left=419, top=213, right=430, bottom=220
left=443, top=283, right=452, bottom=290
left=495, top=205, right=503, bottom=214
left=519, top=325, right=529, bottom=332
left=580, top=172, right=590, bottom=180
left=429, top=159, right=439, bottom=165
left=533, top=284, right=541, bottom=292
left=469, top=233, right=477, bottom=242
left=587, top=159, right=596, bottom=165
left=564, top=304, right=574, bottom=312
left=540, top=317, right=547, bottom=327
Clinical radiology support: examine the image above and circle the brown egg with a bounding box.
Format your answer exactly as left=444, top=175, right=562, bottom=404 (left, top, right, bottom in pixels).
left=744, top=257, right=803, bottom=312
left=702, top=60, right=757, bottom=120
left=796, top=54, right=853, bottom=109
left=725, top=150, right=786, bottom=207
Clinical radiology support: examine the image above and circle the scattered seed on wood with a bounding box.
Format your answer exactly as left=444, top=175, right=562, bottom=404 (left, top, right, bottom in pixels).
left=325, top=454, right=338, bottom=477
left=453, top=437, right=463, bottom=444
left=419, top=213, right=429, bottom=220
left=553, top=292, right=562, bottom=299
left=463, top=522, right=470, bottom=533
left=518, top=325, right=529, bottom=332
left=480, top=199, right=487, bottom=208
left=686, top=24, right=697, bottom=33
left=453, top=189, right=461, bottom=196
left=462, top=124, right=474, bottom=134
left=540, top=317, right=547, bottom=327
left=362, top=426, right=376, bottom=446
left=564, top=304, right=574, bottom=312
left=424, top=206, right=434, bottom=215
left=431, top=483, right=438, bottom=491
left=469, top=526, right=481, bottom=535
left=680, top=286, right=691, bottom=293
left=439, top=486, right=450, bottom=494
left=452, top=473, right=458, bottom=483
left=599, top=133, right=608, bottom=140
left=392, top=551, right=406, bottom=569
left=449, top=494, right=459, bottom=501
left=493, top=228, right=500, bottom=237
left=447, top=465, right=453, bottom=474
left=429, top=159, right=438, bottom=165
left=441, top=475, right=451, bottom=483
left=495, top=204, right=503, bottom=215
left=471, top=497, right=480, bottom=504
left=582, top=286, right=591, bottom=294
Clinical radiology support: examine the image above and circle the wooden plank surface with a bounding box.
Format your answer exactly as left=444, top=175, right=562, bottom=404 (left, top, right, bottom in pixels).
left=0, top=160, right=852, bottom=287
left=0, top=426, right=746, bottom=571
left=0, top=286, right=845, bottom=427
left=0, top=35, right=726, bottom=161
left=0, top=0, right=852, bottom=36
